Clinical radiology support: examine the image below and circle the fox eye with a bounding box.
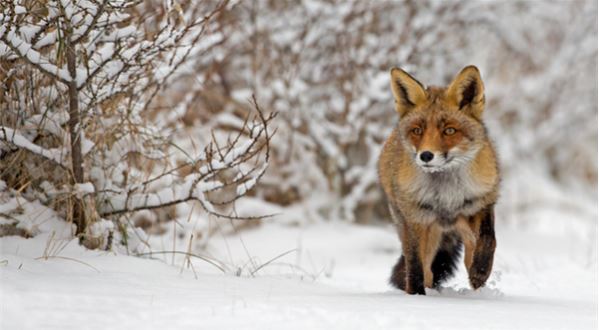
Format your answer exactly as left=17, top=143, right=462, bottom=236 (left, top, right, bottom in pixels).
left=444, top=127, right=456, bottom=135
left=411, top=127, right=423, bottom=135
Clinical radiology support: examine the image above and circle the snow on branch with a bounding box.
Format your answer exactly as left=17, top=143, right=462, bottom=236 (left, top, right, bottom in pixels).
left=98, top=97, right=277, bottom=220
left=0, top=28, right=73, bottom=84
left=0, top=126, right=68, bottom=168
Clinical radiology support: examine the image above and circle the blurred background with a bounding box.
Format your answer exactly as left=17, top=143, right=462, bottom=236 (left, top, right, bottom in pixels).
left=160, top=0, right=598, bottom=223
left=1, top=0, right=597, bottom=261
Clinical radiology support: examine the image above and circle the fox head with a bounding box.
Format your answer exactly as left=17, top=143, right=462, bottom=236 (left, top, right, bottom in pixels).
left=389, top=66, right=487, bottom=173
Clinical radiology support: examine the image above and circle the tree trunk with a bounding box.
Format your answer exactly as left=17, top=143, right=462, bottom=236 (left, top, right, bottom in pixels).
left=65, top=28, right=86, bottom=235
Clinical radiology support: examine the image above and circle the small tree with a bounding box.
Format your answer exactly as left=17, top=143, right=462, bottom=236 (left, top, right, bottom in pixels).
left=0, top=0, right=275, bottom=247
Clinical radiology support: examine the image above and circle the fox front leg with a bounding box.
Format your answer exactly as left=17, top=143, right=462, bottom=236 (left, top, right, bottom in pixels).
left=390, top=206, right=426, bottom=294
left=418, top=224, right=442, bottom=289
left=404, top=226, right=426, bottom=295
left=467, top=204, right=497, bottom=289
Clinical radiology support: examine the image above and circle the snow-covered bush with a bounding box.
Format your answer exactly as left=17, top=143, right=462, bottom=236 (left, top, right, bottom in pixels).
left=0, top=0, right=275, bottom=248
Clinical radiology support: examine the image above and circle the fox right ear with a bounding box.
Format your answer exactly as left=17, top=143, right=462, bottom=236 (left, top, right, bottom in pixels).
left=446, top=66, right=485, bottom=118
left=390, top=68, right=427, bottom=116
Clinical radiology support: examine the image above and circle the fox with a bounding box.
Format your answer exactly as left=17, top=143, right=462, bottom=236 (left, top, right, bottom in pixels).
left=378, top=65, right=499, bottom=295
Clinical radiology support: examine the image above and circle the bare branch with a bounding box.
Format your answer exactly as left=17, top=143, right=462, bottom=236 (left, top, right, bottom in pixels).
left=97, top=100, right=277, bottom=219
left=0, top=126, right=68, bottom=169
left=0, top=32, right=71, bottom=85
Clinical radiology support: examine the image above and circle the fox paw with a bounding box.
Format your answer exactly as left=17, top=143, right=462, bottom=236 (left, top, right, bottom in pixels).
left=469, top=272, right=489, bottom=289
left=406, top=282, right=426, bottom=295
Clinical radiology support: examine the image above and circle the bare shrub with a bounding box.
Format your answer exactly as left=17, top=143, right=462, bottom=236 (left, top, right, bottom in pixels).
left=0, top=0, right=276, bottom=248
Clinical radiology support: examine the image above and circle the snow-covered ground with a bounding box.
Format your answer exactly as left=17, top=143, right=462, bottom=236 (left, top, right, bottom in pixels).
left=1, top=198, right=597, bottom=330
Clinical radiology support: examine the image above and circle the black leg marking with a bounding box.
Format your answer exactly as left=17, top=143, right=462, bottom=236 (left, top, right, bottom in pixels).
left=390, top=255, right=406, bottom=291
left=432, top=233, right=462, bottom=288
left=469, top=204, right=497, bottom=289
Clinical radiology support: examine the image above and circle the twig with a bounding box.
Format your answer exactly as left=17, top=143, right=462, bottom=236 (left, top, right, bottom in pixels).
left=250, top=249, right=298, bottom=276
left=34, top=255, right=100, bottom=273
left=135, top=250, right=227, bottom=273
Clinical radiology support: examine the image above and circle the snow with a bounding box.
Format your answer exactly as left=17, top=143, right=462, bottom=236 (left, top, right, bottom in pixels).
left=99, top=174, right=229, bottom=215
left=88, top=219, right=114, bottom=237
left=224, top=140, right=254, bottom=164
left=0, top=197, right=19, bottom=214
left=236, top=164, right=267, bottom=196
left=80, top=135, right=95, bottom=156
left=2, top=29, right=73, bottom=83
left=0, top=196, right=72, bottom=238
left=236, top=178, right=256, bottom=196
left=26, top=113, right=68, bottom=137
left=14, top=6, right=26, bottom=15
left=74, top=182, right=95, bottom=196
left=0, top=126, right=67, bottom=166
left=1, top=199, right=596, bottom=330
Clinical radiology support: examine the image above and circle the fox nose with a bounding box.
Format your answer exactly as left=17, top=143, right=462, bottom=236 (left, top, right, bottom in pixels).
left=420, top=151, right=434, bottom=163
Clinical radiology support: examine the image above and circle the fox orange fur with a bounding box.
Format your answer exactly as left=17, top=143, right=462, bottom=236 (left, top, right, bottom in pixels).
left=378, top=66, right=499, bottom=295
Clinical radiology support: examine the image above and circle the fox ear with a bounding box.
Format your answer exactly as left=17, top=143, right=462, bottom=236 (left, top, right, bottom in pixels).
left=390, top=67, right=427, bottom=116
left=446, top=65, right=485, bottom=118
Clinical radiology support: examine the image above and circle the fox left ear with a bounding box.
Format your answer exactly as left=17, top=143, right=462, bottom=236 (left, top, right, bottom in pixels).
left=390, top=67, right=427, bottom=117
left=446, top=66, right=485, bottom=118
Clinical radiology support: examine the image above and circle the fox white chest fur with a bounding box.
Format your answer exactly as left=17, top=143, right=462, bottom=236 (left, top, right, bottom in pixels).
left=404, top=165, right=490, bottom=226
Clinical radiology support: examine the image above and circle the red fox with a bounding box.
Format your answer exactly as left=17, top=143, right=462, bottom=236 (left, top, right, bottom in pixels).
left=378, top=66, right=499, bottom=295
